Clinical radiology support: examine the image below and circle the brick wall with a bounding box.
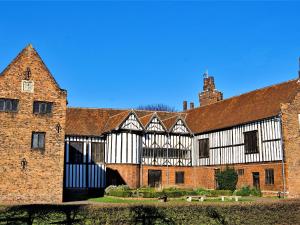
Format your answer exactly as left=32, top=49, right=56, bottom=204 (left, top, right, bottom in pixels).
left=106, top=164, right=140, bottom=188
left=281, top=87, right=300, bottom=198
left=140, top=162, right=284, bottom=192
left=0, top=45, right=67, bottom=203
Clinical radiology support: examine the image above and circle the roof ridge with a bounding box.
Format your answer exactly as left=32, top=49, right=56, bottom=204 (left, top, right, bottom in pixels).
left=186, top=78, right=299, bottom=112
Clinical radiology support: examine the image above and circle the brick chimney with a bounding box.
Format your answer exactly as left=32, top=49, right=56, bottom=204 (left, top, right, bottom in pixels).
left=199, top=72, right=223, bottom=106
left=183, top=101, right=187, bottom=111
left=190, top=102, right=194, bottom=109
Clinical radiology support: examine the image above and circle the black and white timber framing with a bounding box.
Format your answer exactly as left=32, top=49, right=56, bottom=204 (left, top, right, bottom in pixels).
left=193, top=117, right=283, bottom=166
left=64, top=112, right=284, bottom=189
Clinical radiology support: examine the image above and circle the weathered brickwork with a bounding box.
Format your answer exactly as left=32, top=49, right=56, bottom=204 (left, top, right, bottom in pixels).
left=106, top=164, right=140, bottom=188
left=281, top=90, right=300, bottom=197
left=141, top=163, right=284, bottom=192
left=0, top=45, right=67, bottom=203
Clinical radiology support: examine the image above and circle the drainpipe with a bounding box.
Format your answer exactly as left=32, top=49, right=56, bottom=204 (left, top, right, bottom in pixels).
left=167, top=133, right=170, bottom=186
left=278, top=114, right=287, bottom=197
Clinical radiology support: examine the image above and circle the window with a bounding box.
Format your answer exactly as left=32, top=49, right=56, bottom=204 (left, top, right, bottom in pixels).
left=244, top=131, right=259, bottom=154
left=69, top=142, right=83, bottom=164
left=265, top=169, right=274, bottom=185
left=92, top=142, right=105, bottom=163
left=237, top=169, right=244, bottom=176
left=199, top=138, right=209, bottom=158
left=0, top=98, right=18, bottom=112
left=175, top=171, right=184, bottom=184
left=31, top=132, right=45, bottom=149
left=33, top=101, right=53, bottom=114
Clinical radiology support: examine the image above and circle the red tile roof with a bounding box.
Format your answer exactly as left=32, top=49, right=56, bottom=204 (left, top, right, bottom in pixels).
left=185, top=79, right=299, bottom=134
left=65, top=79, right=299, bottom=136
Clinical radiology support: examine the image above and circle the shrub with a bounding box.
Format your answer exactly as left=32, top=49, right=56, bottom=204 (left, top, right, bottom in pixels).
left=234, top=186, right=262, bottom=197
left=216, top=167, right=238, bottom=191
left=195, top=188, right=210, bottom=196
left=250, top=188, right=262, bottom=197
left=105, top=185, right=132, bottom=197
left=104, top=185, right=117, bottom=195
left=235, top=186, right=251, bottom=196
left=209, top=190, right=233, bottom=197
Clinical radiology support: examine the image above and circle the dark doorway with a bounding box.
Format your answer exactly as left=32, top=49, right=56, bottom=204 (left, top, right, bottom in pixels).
left=252, top=172, right=260, bottom=189
left=148, top=170, right=162, bottom=187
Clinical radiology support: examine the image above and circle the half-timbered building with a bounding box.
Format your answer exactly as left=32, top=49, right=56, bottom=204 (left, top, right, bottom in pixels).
left=0, top=45, right=299, bottom=203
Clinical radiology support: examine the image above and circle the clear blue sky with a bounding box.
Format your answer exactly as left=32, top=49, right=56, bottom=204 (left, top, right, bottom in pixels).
left=0, top=1, right=299, bottom=110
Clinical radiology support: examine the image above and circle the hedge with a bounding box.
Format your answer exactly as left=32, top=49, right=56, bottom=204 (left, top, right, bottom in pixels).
left=105, top=186, right=235, bottom=199
left=0, top=200, right=299, bottom=224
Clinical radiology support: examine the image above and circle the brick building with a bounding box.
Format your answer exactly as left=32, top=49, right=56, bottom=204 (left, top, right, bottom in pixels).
left=0, top=45, right=299, bottom=203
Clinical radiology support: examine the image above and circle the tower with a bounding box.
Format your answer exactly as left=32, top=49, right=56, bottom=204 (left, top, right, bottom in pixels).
left=198, top=71, right=223, bottom=106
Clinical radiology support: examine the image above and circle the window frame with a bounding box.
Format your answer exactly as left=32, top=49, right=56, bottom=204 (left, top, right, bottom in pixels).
left=0, top=98, right=19, bottom=112
left=33, top=101, right=53, bottom=115
left=31, top=132, right=46, bottom=150
left=265, top=168, right=274, bottom=185
left=244, top=130, right=259, bottom=154
left=175, top=171, right=185, bottom=184
left=91, top=142, right=105, bottom=164
left=198, top=138, right=209, bottom=158
left=69, top=141, right=84, bottom=164
left=237, top=169, right=244, bottom=176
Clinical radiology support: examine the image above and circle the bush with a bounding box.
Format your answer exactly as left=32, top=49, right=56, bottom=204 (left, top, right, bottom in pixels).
left=235, top=186, right=262, bottom=197
left=216, top=167, right=238, bottom=191
left=105, top=185, right=132, bottom=197
left=195, top=188, right=210, bottom=196
left=250, top=188, right=262, bottom=197
left=209, top=190, right=233, bottom=197
left=235, top=186, right=251, bottom=196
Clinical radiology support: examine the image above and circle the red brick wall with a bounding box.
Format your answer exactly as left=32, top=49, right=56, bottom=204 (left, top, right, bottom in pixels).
left=0, top=45, right=67, bottom=203
left=281, top=90, right=300, bottom=197
left=140, top=162, right=284, bottom=193
left=106, top=164, right=140, bottom=188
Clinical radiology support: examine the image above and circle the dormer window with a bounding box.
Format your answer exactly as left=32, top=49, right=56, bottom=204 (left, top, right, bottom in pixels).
left=33, top=101, right=53, bottom=114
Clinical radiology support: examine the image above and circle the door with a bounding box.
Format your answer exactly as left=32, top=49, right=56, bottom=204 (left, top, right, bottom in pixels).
left=252, top=172, right=260, bottom=189
left=148, top=170, right=162, bottom=187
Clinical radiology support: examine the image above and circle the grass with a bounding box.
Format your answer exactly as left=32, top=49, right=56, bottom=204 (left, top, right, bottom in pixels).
left=89, top=195, right=255, bottom=204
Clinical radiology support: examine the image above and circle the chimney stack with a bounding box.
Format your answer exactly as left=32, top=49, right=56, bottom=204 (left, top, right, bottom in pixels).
left=190, top=102, right=194, bottom=109
left=199, top=72, right=223, bottom=107
left=298, top=57, right=300, bottom=79
left=183, top=101, right=187, bottom=111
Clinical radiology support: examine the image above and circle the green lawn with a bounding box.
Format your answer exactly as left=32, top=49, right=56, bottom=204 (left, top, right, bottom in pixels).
left=89, top=196, right=255, bottom=204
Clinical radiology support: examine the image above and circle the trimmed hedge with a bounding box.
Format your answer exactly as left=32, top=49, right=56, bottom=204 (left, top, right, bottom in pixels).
left=0, top=200, right=299, bottom=224
left=105, top=186, right=235, bottom=199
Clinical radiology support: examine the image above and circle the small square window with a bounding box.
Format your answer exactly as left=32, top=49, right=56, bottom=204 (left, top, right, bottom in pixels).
left=175, top=171, right=184, bottom=184
left=237, top=169, right=244, bottom=176
left=32, top=132, right=45, bottom=150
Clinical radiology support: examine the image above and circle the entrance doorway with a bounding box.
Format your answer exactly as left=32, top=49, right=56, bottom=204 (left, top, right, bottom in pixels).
left=252, top=172, right=260, bottom=189
left=148, top=170, right=162, bottom=187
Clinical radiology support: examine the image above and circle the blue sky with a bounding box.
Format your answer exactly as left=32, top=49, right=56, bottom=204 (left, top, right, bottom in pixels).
left=0, top=1, right=299, bottom=110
